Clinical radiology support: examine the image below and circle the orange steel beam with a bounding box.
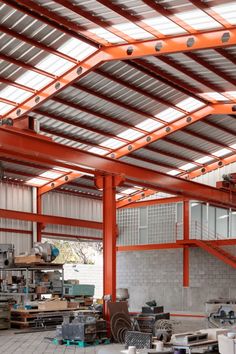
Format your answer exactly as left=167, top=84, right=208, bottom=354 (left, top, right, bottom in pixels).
left=0, top=127, right=236, bottom=208
left=0, top=208, right=102, bottom=230
left=117, top=239, right=236, bottom=252
left=3, top=50, right=107, bottom=119
left=117, top=190, right=159, bottom=209
left=103, top=27, right=236, bottom=60
left=38, top=172, right=83, bottom=196
left=118, top=152, right=236, bottom=208
left=107, top=104, right=236, bottom=159
left=183, top=201, right=190, bottom=287
left=118, top=196, right=187, bottom=209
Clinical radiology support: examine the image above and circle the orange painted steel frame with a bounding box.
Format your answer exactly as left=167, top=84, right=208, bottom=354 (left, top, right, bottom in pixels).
left=95, top=175, right=119, bottom=322
left=0, top=208, right=102, bottom=229
left=0, top=127, right=236, bottom=209
left=183, top=201, right=190, bottom=287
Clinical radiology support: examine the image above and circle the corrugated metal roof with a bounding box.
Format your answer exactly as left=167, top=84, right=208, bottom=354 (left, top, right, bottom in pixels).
left=0, top=0, right=235, bottom=200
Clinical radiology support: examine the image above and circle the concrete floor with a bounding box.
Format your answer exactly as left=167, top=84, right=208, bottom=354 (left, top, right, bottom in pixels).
left=0, top=317, right=206, bottom=354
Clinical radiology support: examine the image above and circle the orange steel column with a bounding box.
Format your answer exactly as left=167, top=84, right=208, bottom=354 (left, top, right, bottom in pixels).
left=95, top=175, right=124, bottom=322
left=37, top=191, right=42, bottom=242
left=183, top=201, right=190, bottom=287
left=103, top=175, right=117, bottom=321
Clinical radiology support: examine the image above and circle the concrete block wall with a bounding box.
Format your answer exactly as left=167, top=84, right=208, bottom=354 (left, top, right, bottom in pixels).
left=117, top=247, right=236, bottom=312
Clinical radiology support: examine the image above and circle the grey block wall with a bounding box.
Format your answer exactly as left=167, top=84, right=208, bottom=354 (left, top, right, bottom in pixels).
left=117, top=247, right=236, bottom=312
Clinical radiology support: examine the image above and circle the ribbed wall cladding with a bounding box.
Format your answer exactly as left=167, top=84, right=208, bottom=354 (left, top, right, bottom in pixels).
left=0, top=182, right=33, bottom=254
left=193, top=162, right=236, bottom=187
left=42, top=192, right=102, bottom=239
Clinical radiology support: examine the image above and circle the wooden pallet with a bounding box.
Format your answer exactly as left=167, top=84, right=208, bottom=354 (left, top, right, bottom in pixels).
left=11, top=308, right=81, bottom=328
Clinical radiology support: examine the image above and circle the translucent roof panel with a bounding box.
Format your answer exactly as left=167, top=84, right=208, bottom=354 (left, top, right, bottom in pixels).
left=175, top=9, right=223, bottom=30
left=117, top=129, right=144, bottom=141
left=200, top=92, right=229, bottom=101
left=26, top=177, right=48, bottom=186
left=100, top=138, right=125, bottom=149
left=213, top=148, right=231, bottom=157
left=0, top=102, right=14, bottom=114
left=155, top=108, right=184, bottom=122
left=142, top=16, right=186, bottom=35
left=180, top=163, right=197, bottom=171
left=112, top=22, right=154, bottom=40
left=0, top=86, right=32, bottom=103
left=89, top=147, right=108, bottom=155
left=167, top=170, right=181, bottom=176
left=89, top=27, right=122, bottom=44
left=176, top=97, right=205, bottom=112
left=136, top=119, right=164, bottom=132
left=212, top=2, right=236, bottom=25
left=195, top=156, right=214, bottom=164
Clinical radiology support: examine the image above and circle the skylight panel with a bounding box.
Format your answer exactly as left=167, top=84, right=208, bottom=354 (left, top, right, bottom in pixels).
left=122, top=188, right=137, bottom=195
left=230, top=143, right=236, bottom=149
left=0, top=102, right=14, bottom=114
left=0, top=86, right=31, bottom=103
left=117, top=129, right=144, bottom=141
left=36, top=54, right=74, bottom=76
left=213, top=148, right=231, bottom=157
left=89, top=27, right=122, bottom=43
left=224, top=91, right=236, bottom=98
left=89, top=147, right=107, bottom=155
left=195, top=156, right=214, bottom=164
left=40, top=170, right=63, bottom=179
left=136, top=119, right=163, bottom=132
left=155, top=108, right=184, bottom=122
left=180, top=163, right=196, bottom=170
left=167, top=170, right=181, bottom=176
left=26, top=178, right=47, bottom=186
left=142, top=16, right=186, bottom=35
left=201, top=92, right=228, bottom=101
left=116, top=193, right=124, bottom=200
left=58, top=38, right=96, bottom=61
left=176, top=9, right=222, bottom=30
left=176, top=97, right=205, bottom=112
left=113, top=22, right=154, bottom=40
left=16, top=72, right=52, bottom=90
left=100, top=138, right=125, bottom=149
left=212, top=3, right=236, bottom=25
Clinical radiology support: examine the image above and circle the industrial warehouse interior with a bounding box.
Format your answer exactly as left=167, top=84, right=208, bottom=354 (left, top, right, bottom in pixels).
left=0, top=0, right=236, bottom=353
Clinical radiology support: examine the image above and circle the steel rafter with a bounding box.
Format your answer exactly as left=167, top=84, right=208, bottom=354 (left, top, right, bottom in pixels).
left=3, top=0, right=100, bottom=47
left=103, top=27, right=236, bottom=59
left=0, top=127, right=235, bottom=208
left=142, top=0, right=196, bottom=33
left=157, top=55, right=232, bottom=102
left=52, top=0, right=133, bottom=42
left=119, top=150, right=236, bottom=208
left=188, top=0, right=232, bottom=28
left=95, top=68, right=187, bottom=117
left=95, top=0, right=165, bottom=38
left=50, top=97, right=146, bottom=136
left=127, top=59, right=208, bottom=103
left=2, top=50, right=106, bottom=119
left=105, top=102, right=236, bottom=159
left=0, top=53, right=55, bottom=79
left=0, top=25, right=77, bottom=64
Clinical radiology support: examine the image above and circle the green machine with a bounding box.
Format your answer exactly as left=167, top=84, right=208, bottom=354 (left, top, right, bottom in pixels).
left=63, top=283, right=95, bottom=297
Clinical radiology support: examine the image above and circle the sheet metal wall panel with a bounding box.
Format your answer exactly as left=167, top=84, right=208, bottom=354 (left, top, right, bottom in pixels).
left=42, top=191, right=102, bottom=221
left=193, top=162, right=236, bottom=187
left=42, top=192, right=103, bottom=239
left=0, top=182, right=33, bottom=254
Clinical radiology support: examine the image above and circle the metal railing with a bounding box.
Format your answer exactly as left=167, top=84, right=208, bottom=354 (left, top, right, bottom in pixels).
left=175, top=221, right=227, bottom=241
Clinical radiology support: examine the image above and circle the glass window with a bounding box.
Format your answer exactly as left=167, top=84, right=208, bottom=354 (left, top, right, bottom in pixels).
left=216, top=208, right=229, bottom=238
